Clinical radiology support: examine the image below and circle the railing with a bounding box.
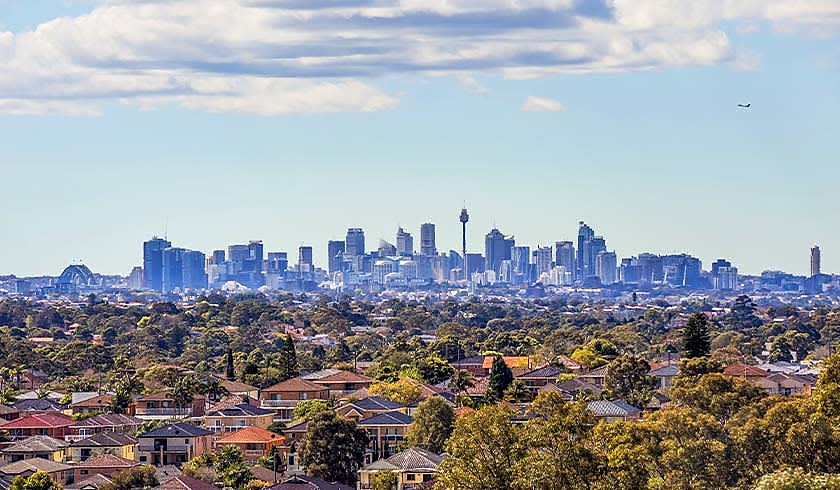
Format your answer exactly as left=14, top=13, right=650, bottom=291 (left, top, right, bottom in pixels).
left=135, top=408, right=192, bottom=416
left=138, top=444, right=190, bottom=453
left=259, top=400, right=297, bottom=408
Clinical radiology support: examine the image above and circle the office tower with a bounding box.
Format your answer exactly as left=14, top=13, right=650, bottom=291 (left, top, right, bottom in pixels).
left=589, top=237, right=607, bottom=273
left=555, top=241, right=575, bottom=279
left=460, top=208, right=469, bottom=280
left=595, top=251, right=617, bottom=285
left=432, top=254, right=450, bottom=283
left=484, top=228, right=514, bottom=275
left=396, top=227, right=413, bottom=256
left=345, top=228, right=366, bottom=257
left=533, top=246, right=553, bottom=276
left=267, top=252, right=288, bottom=274
left=127, top=266, right=143, bottom=290
left=465, top=253, right=485, bottom=276
left=328, top=240, right=345, bottom=274
left=420, top=223, right=437, bottom=256
left=637, top=253, right=663, bottom=284
left=512, top=246, right=531, bottom=284
left=162, top=247, right=184, bottom=292
left=378, top=240, right=397, bottom=257
left=143, top=236, right=171, bottom=292
left=373, top=260, right=396, bottom=285
left=211, top=250, right=225, bottom=265
left=715, top=266, right=738, bottom=290
left=811, top=245, right=821, bottom=277
left=298, top=246, right=313, bottom=272
left=619, top=258, right=641, bottom=284
left=246, top=241, right=264, bottom=273
left=661, top=254, right=702, bottom=287
left=182, top=250, right=208, bottom=290
left=576, top=221, right=595, bottom=279
left=711, top=259, right=732, bottom=278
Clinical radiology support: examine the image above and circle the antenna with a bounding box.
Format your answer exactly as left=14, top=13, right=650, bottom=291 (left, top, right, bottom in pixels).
left=164, top=217, right=169, bottom=241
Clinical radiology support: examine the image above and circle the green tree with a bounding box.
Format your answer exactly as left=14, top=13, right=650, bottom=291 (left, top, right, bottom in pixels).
left=100, top=465, right=158, bottom=490
left=671, top=373, right=765, bottom=424
left=503, top=380, right=531, bottom=403
left=406, top=396, right=455, bottom=454
left=225, top=347, right=235, bottom=380
left=277, top=335, right=299, bottom=381
left=435, top=404, right=523, bottom=490
left=370, top=470, right=398, bottom=490
left=448, top=370, right=475, bottom=396
left=418, top=354, right=455, bottom=385
left=292, top=399, right=331, bottom=421
left=214, top=446, right=253, bottom=489
left=9, top=472, right=61, bottom=490
left=299, top=410, right=368, bottom=485
left=753, top=468, right=840, bottom=490
left=369, top=378, right=422, bottom=405
left=604, top=354, right=656, bottom=408
left=486, top=356, right=513, bottom=402
left=682, top=313, right=711, bottom=359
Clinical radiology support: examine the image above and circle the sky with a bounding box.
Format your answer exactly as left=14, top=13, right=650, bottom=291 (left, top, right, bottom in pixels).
left=0, top=0, right=838, bottom=277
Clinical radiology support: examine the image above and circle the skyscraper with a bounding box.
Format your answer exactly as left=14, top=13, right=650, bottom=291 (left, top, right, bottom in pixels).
left=162, top=247, right=184, bottom=292
left=576, top=221, right=594, bottom=279
left=267, top=252, right=288, bottom=274
left=396, top=227, right=413, bottom=256
left=811, top=245, right=821, bottom=277
left=143, top=236, right=171, bottom=292
left=533, top=246, right=553, bottom=276
left=328, top=240, right=345, bottom=274
left=420, top=223, right=436, bottom=256
left=555, top=241, right=575, bottom=279
left=595, top=251, right=617, bottom=285
left=512, top=246, right=531, bottom=283
left=345, top=228, right=366, bottom=257
left=211, top=250, right=225, bottom=265
left=484, top=228, right=514, bottom=275
left=182, top=250, right=208, bottom=290
left=298, top=246, right=313, bottom=272
left=378, top=240, right=397, bottom=257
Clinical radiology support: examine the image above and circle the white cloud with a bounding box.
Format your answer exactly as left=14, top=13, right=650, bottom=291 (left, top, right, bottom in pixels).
left=521, top=96, right=566, bottom=112
left=0, top=0, right=836, bottom=115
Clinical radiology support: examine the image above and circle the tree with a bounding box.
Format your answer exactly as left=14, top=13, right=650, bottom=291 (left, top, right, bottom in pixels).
left=603, top=354, right=656, bottom=408
left=9, top=472, right=61, bottom=490
left=225, top=347, right=235, bottom=380
left=448, top=370, right=474, bottom=395
left=100, top=465, right=158, bottom=490
left=277, top=335, right=299, bottom=382
left=486, top=356, right=513, bottom=401
left=369, top=378, right=422, bottom=405
left=370, top=470, right=398, bottom=490
left=503, top=380, right=531, bottom=403
left=753, top=468, right=840, bottom=490
left=214, top=446, right=253, bottom=489
left=406, top=396, right=455, bottom=454
left=198, top=376, right=229, bottom=402
left=292, top=399, right=331, bottom=421
left=299, top=410, right=368, bottom=485
left=436, top=404, right=523, bottom=490
left=682, top=313, right=711, bottom=359
left=671, top=373, right=765, bottom=424
left=418, top=354, right=455, bottom=385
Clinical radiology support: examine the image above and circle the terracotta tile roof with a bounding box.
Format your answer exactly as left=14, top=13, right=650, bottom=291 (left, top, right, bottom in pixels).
left=158, top=474, right=219, bottom=490
left=76, top=454, right=139, bottom=469
left=217, top=426, right=284, bottom=445
left=724, top=363, right=768, bottom=378
left=0, top=413, right=73, bottom=429
left=214, top=376, right=259, bottom=394
left=0, top=405, right=19, bottom=416
left=64, top=473, right=113, bottom=490
left=301, top=370, right=372, bottom=384
left=481, top=356, right=531, bottom=370
left=262, top=378, right=326, bottom=393
left=268, top=474, right=352, bottom=490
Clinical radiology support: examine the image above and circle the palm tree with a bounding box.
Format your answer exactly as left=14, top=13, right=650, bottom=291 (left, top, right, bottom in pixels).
left=0, top=387, right=18, bottom=406
left=199, top=376, right=229, bottom=402
left=448, top=370, right=475, bottom=395
left=502, top=380, right=531, bottom=403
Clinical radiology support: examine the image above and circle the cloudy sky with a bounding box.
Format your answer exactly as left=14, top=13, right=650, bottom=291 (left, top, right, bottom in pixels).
left=1, top=0, right=838, bottom=276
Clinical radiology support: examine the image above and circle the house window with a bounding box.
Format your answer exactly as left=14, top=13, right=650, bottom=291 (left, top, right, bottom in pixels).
left=80, top=470, right=88, bottom=476
left=300, top=393, right=308, bottom=400
left=406, top=474, right=417, bottom=482
left=185, top=439, right=189, bottom=444
left=140, top=456, right=147, bottom=462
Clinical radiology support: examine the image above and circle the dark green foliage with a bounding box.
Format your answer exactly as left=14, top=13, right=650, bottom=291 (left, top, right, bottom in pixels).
left=299, top=411, right=367, bottom=485
left=682, top=313, right=711, bottom=358
left=604, top=354, right=656, bottom=408
left=486, top=355, right=513, bottom=401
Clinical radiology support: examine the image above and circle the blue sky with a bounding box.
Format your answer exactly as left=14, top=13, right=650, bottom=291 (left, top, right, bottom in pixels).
left=0, top=1, right=838, bottom=277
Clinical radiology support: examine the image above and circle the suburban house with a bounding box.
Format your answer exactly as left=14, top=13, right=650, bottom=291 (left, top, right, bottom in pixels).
left=482, top=356, right=533, bottom=377
left=586, top=399, right=642, bottom=422
left=336, top=396, right=404, bottom=422
left=69, top=432, right=138, bottom=462
left=269, top=474, right=352, bottom=490
left=301, top=369, right=373, bottom=397
left=260, top=378, right=330, bottom=422
left=577, top=365, right=609, bottom=388
left=0, top=457, right=72, bottom=485
left=12, top=398, right=67, bottom=414
left=72, top=454, right=140, bottom=482
left=0, top=405, right=20, bottom=422
left=64, top=473, right=114, bottom=490
left=69, top=394, right=114, bottom=416
left=538, top=378, right=602, bottom=400
left=215, top=426, right=285, bottom=463
left=214, top=377, right=260, bottom=400
left=0, top=413, right=74, bottom=441
left=137, top=423, right=213, bottom=466
left=357, top=412, right=413, bottom=462
left=357, top=447, right=444, bottom=490
left=648, top=364, right=680, bottom=393
left=67, top=413, right=144, bottom=442
left=516, top=365, right=569, bottom=396
left=451, top=355, right=489, bottom=377
left=0, top=435, right=68, bottom=463
left=204, top=404, right=274, bottom=435
left=158, top=474, right=220, bottom=490
left=130, top=392, right=206, bottom=420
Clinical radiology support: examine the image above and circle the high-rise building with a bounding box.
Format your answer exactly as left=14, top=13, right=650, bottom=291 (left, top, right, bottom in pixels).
left=715, top=266, right=738, bottom=290
left=595, top=251, right=617, bottom=285
left=576, top=221, right=595, bottom=279
left=811, top=245, right=821, bottom=277
left=162, top=247, right=184, bottom=292
left=345, top=228, right=366, bottom=257
left=127, top=266, right=144, bottom=290
left=143, top=236, right=171, bottom=292
left=211, top=250, right=225, bottom=265
left=484, top=228, right=514, bottom=275
left=328, top=240, right=345, bottom=274
left=465, top=253, right=485, bottom=276
left=555, top=241, right=575, bottom=279
left=533, top=246, right=553, bottom=276
left=420, top=223, right=436, bottom=256
left=298, top=246, right=313, bottom=272
left=182, top=250, right=208, bottom=290
left=512, top=246, right=531, bottom=283
left=266, top=252, right=288, bottom=274
left=378, top=240, right=397, bottom=257
left=396, top=227, right=413, bottom=256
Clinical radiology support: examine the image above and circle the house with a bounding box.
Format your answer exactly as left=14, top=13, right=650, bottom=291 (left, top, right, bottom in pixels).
left=516, top=365, right=569, bottom=396
left=765, top=372, right=815, bottom=396
left=481, top=356, right=532, bottom=377
left=357, top=447, right=444, bottom=490
left=336, top=397, right=404, bottom=422
left=539, top=378, right=602, bottom=400
left=648, top=364, right=679, bottom=393
left=357, top=412, right=413, bottom=462
left=214, top=377, right=260, bottom=400
left=204, top=404, right=274, bottom=435
left=0, top=413, right=74, bottom=441
left=137, top=423, right=213, bottom=466
left=72, top=454, right=140, bottom=482
left=69, top=394, right=114, bottom=416
left=301, top=370, right=373, bottom=397
left=0, top=457, right=72, bottom=485
left=0, top=405, right=20, bottom=422
left=12, top=399, right=67, bottom=415
left=131, top=392, right=206, bottom=420
left=64, top=473, right=114, bottom=490
left=0, top=435, right=68, bottom=463
left=69, top=432, right=138, bottom=462
left=269, top=474, right=352, bottom=490
left=157, top=474, right=220, bottom=490
left=67, top=413, right=144, bottom=442
left=451, top=356, right=489, bottom=377
left=586, top=399, right=642, bottom=422
left=723, top=363, right=768, bottom=380
left=260, top=378, right=330, bottom=422
left=215, top=426, right=285, bottom=463
left=577, top=365, right=609, bottom=388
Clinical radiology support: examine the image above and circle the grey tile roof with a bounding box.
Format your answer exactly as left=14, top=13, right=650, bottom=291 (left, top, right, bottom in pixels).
left=1, top=435, right=68, bottom=453
left=358, top=411, right=413, bottom=426
left=206, top=403, right=272, bottom=417
left=587, top=399, right=641, bottom=417
left=141, top=423, right=211, bottom=438
left=71, top=432, right=137, bottom=447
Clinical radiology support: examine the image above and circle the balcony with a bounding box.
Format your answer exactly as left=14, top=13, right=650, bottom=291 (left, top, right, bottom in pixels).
left=138, top=443, right=190, bottom=453
left=259, top=400, right=297, bottom=409
left=135, top=407, right=192, bottom=417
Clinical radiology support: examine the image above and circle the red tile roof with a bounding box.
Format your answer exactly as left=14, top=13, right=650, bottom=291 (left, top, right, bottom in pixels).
left=724, top=363, right=768, bottom=378
left=217, top=426, right=284, bottom=445
left=0, top=413, right=73, bottom=429
left=482, top=356, right=531, bottom=370
left=262, top=377, right=326, bottom=393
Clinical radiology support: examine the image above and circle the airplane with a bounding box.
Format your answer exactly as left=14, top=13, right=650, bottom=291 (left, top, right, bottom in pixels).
left=737, top=103, right=751, bottom=108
